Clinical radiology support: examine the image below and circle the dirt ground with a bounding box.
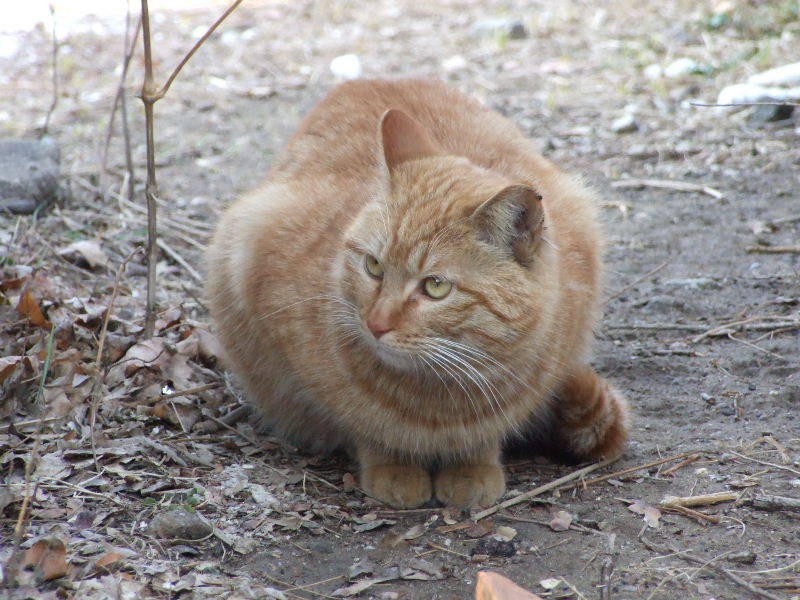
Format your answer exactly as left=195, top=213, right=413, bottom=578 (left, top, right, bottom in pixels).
left=2, top=1, right=799, bottom=599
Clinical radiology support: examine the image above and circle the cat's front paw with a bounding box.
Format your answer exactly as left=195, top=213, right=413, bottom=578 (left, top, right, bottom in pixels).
left=360, top=464, right=433, bottom=509
left=434, top=465, right=505, bottom=509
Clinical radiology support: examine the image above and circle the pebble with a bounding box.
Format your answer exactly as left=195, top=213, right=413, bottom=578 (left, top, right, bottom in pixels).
left=611, top=112, right=639, bottom=134
left=329, top=54, right=362, bottom=80
left=662, top=277, right=720, bottom=291
left=469, top=18, right=528, bottom=40
left=147, top=509, right=213, bottom=541
left=0, top=137, right=62, bottom=214
left=664, top=57, right=702, bottom=78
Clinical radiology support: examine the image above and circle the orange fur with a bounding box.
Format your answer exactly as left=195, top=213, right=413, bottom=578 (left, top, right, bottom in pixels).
left=206, top=79, right=630, bottom=509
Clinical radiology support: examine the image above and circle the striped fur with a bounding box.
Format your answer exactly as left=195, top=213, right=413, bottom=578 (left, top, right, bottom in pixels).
left=206, top=79, right=630, bottom=509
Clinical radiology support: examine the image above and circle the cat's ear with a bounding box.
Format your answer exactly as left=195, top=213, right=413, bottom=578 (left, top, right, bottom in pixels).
left=379, top=109, right=441, bottom=171
left=471, top=185, right=544, bottom=266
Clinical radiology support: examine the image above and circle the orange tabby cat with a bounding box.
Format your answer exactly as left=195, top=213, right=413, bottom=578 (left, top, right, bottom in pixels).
left=207, top=79, right=630, bottom=509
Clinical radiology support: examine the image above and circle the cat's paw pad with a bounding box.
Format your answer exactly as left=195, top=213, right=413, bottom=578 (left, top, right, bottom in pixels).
left=434, top=465, right=505, bottom=509
left=361, top=465, right=432, bottom=509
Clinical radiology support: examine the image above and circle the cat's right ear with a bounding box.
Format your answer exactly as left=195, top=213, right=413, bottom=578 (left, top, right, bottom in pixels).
left=379, top=109, right=441, bottom=172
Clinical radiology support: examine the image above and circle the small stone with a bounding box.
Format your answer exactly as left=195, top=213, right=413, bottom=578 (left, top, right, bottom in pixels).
left=0, top=137, right=62, bottom=214
left=665, top=57, right=702, bottom=78
left=329, top=54, right=361, bottom=80
left=469, top=18, right=528, bottom=40
left=147, top=509, right=213, bottom=541
left=611, top=113, right=639, bottom=134
left=726, top=551, right=757, bottom=565
left=748, top=103, right=795, bottom=126
left=662, top=277, right=720, bottom=291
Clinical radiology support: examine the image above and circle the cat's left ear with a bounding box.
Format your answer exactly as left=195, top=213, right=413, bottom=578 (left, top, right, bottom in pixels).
left=471, top=185, right=544, bottom=266
left=379, top=109, right=442, bottom=172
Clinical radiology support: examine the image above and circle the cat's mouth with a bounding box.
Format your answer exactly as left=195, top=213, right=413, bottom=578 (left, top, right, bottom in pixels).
left=364, top=331, right=418, bottom=371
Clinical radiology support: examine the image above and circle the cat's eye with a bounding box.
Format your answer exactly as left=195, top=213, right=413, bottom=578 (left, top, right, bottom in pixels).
left=365, top=254, right=384, bottom=279
left=423, top=276, right=452, bottom=299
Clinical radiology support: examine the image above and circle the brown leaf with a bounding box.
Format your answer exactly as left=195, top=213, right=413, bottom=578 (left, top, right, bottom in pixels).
left=95, top=551, right=124, bottom=570
left=476, top=571, right=545, bottom=600
left=17, top=290, right=51, bottom=329
left=0, top=355, right=25, bottom=384
left=24, top=538, right=68, bottom=581
left=342, top=472, right=356, bottom=492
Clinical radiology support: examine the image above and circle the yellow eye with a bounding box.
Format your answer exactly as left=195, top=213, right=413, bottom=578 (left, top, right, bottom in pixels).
left=423, top=276, right=452, bottom=299
left=365, top=254, right=384, bottom=279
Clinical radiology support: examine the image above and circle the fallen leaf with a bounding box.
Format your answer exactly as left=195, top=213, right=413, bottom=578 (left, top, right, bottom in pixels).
left=0, top=356, right=26, bottom=384
left=342, top=472, right=356, bottom=492
left=24, top=538, right=68, bottom=581
left=494, top=525, right=517, bottom=541
left=58, top=239, right=109, bottom=269
left=17, top=290, right=51, bottom=329
left=95, top=551, right=124, bottom=570
left=628, top=499, right=661, bottom=528
left=549, top=510, right=573, bottom=531
left=400, top=523, right=427, bottom=540
left=539, top=577, right=563, bottom=590
left=477, top=571, right=546, bottom=600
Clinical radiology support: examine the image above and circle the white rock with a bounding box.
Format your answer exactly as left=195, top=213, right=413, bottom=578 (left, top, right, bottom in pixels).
left=329, top=53, right=361, bottom=80
left=665, top=57, right=701, bottom=78
left=717, top=83, right=800, bottom=105
left=748, top=62, right=800, bottom=87
left=644, top=63, right=663, bottom=79
left=611, top=113, right=638, bottom=133
left=441, top=55, right=467, bottom=72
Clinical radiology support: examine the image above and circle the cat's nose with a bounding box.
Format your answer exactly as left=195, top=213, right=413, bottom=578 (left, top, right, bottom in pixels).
left=367, top=320, right=393, bottom=339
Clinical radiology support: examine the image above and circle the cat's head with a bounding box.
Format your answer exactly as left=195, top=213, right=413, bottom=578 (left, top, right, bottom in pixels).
left=336, top=109, right=550, bottom=372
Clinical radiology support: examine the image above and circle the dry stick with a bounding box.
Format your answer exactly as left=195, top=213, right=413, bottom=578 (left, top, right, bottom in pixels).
left=661, top=454, right=699, bottom=476
left=746, top=245, right=800, bottom=254
left=90, top=248, right=141, bottom=470
left=12, top=325, right=57, bottom=550
left=747, top=494, right=800, bottom=513
left=641, top=537, right=785, bottom=600
left=138, top=0, right=244, bottom=337
left=610, top=178, right=724, bottom=200
left=661, top=491, right=739, bottom=508
left=604, top=259, right=670, bottom=306
left=41, top=3, right=58, bottom=134
left=101, top=3, right=141, bottom=201
left=157, top=237, right=203, bottom=282
left=691, top=315, right=800, bottom=343
left=574, top=450, right=699, bottom=489
left=472, top=458, right=615, bottom=521
left=728, top=450, right=800, bottom=477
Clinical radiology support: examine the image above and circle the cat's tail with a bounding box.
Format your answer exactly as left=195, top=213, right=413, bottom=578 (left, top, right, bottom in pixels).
left=505, top=364, right=630, bottom=463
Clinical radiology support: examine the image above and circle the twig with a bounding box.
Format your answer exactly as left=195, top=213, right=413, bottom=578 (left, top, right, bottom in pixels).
left=425, top=542, right=471, bottom=559
left=137, top=436, right=188, bottom=467
left=641, top=537, right=785, bottom=600
left=746, top=245, right=800, bottom=254
left=472, top=458, right=616, bottom=521
left=728, top=450, right=800, bottom=477
left=661, top=491, right=739, bottom=508
left=661, top=454, right=700, bottom=476
left=157, top=238, right=203, bottom=282
left=691, top=315, right=800, bottom=343
left=41, top=3, right=59, bottom=134
left=660, top=504, right=722, bottom=524
left=137, top=0, right=243, bottom=336
left=746, top=494, right=800, bottom=513
left=90, top=248, right=140, bottom=470
left=12, top=325, right=57, bottom=557
left=575, top=451, right=699, bottom=488
left=727, top=332, right=789, bottom=362
left=610, top=178, right=724, bottom=200
left=604, top=260, right=670, bottom=306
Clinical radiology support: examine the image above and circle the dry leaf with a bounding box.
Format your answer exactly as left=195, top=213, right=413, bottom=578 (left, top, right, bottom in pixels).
left=494, top=526, right=517, bottom=541
left=476, top=571, right=545, bottom=600
left=95, top=551, right=124, bottom=570
left=628, top=499, right=661, bottom=528
left=549, top=510, right=573, bottom=531
left=342, top=472, right=356, bottom=492
left=0, top=355, right=26, bottom=384
left=17, top=289, right=51, bottom=329
left=24, top=538, right=68, bottom=581
left=58, top=239, right=110, bottom=269
left=400, top=524, right=427, bottom=540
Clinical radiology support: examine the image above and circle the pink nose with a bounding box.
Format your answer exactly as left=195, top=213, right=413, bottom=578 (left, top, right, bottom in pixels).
left=367, top=320, right=392, bottom=339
